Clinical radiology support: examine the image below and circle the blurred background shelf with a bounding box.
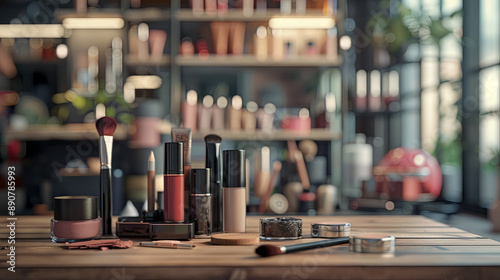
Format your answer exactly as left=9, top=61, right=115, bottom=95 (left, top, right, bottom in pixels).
left=123, top=8, right=171, bottom=22
left=125, top=55, right=171, bottom=66
left=192, top=129, right=342, bottom=141
left=175, top=9, right=332, bottom=22
left=6, top=124, right=128, bottom=141
left=175, top=55, right=343, bottom=67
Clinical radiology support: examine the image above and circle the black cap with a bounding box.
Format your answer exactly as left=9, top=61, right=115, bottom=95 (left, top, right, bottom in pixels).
left=190, top=168, right=211, bottom=194
left=223, top=150, right=246, bottom=188
left=164, top=142, right=184, bottom=174
left=54, top=196, right=98, bottom=221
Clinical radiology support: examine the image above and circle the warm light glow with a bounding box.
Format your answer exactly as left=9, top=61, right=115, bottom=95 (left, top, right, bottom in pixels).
left=269, top=17, right=335, bottom=29
left=186, top=90, right=198, bottom=106
left=124, top=82, right=135, bottom=103
left=246, top=101, right=258, bottom=113
left=203, top=95, right=214, bottom=108
left=370, top=70, right=381, bottom=97
left=56, top=44, right=68, bottom=59
left=138, top=23, right=149, bottom=42
left=96, top=103, right=106, bottom=119
left=325, top=94, right=336, bottom=112
left=126, top=75, right=162, bottom=89
left=0, top=24, right=65, bottom=38
left=256, top=26, right=267, bottom=39
left=356, top=70, right=367, bottom=98
left=232, top=95, right=243, bottom=110
left=264, top=103, right=276, bottom=114
left=299, top=108, right=310, bottom=120
left=217, top=96, right=228, bottom=109
left=339, top=35, right=351, bottom=50
left=62, top=18, right=124, bottom=29
left=389, top=71, right=399, bottom=97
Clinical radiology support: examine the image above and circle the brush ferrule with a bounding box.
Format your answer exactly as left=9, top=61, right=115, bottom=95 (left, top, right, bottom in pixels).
left=99, top=136, right=113, bottom=168
left=281, top=246, right=287, bottom=254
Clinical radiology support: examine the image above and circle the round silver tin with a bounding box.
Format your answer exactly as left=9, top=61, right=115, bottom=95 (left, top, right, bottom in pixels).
left=311, top=222, right=351, bottom=238
left=350, top=234, right=396, bottom=253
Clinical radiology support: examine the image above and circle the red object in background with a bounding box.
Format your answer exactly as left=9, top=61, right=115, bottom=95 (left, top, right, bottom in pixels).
left=282, top=116, right=311, bottom=132
left=374, top=148, right=442, bottom=201
left=164, top=174, right=185, bottom=222
left=7, top=140, right=21, bottom=161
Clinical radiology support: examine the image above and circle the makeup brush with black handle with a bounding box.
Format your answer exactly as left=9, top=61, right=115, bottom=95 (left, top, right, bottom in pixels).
left=255, top=237, right=350, bottom=257
left=96, top=116, right=117, bottom=237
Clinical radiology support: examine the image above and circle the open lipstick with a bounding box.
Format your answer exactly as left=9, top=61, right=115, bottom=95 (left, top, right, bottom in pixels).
left=164, top=142, right=184, bottom=222
left=96, top=116, right=117, bottom=237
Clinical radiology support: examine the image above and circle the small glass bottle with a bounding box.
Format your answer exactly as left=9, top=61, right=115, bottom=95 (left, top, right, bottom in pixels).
left=223, top=150, right=246, bottom=233
left=51, top=196, right=102, bottom=243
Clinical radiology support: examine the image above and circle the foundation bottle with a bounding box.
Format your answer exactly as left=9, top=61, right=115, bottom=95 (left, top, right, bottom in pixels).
left=223, top=150, right=246, bottom=233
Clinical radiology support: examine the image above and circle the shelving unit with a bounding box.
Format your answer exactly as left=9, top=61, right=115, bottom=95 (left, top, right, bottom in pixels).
left=5, top=124, right=129, bottom=141
left=193, top=129, right=342, bottom=141
left=175, top=55, right=342, bottom=67
left=175, top=9, right=332, bottom=21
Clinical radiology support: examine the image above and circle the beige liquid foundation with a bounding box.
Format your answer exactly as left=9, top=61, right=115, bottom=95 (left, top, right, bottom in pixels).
left=223, top=150, right=246, bottom=233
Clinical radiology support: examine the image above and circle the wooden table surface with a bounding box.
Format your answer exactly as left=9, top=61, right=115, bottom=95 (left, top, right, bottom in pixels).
left=1, top=215, right=500, bottom=280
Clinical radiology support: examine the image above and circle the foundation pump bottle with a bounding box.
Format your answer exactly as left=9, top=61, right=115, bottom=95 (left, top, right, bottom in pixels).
left=223, top=150, right=246, bottom=233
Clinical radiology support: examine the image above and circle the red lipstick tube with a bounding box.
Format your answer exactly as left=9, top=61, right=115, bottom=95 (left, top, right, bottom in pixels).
left=164, top=142, right=184, bottom=222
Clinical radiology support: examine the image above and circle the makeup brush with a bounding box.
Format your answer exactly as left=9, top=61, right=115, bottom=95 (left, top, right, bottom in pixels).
left=205, top=134, right=223, bottom=232
left=96, top=116, right=117, bottom=237
left=255, top=237, right=349, bottom=257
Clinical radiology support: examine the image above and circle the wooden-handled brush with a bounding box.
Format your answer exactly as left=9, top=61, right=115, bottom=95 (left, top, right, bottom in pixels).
left=255, top=237, right=350, bottom=257
left=96, top=116, right=117, bottom=237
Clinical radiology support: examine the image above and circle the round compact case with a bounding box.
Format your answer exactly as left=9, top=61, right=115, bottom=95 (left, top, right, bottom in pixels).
left=350, top=234, right=396, bottom=253
left=311, top=222, right=351, bottom=238
left=260, top=217, right=302, bottom=240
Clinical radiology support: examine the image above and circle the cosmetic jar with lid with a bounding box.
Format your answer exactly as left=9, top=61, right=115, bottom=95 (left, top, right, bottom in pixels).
left=311, top=222, right=350, bottom=238
left=350, top=234, right=395, bottom=253
left=50, top=196, right=102, bottom=243
left=260, top=217, right=302, bottom=240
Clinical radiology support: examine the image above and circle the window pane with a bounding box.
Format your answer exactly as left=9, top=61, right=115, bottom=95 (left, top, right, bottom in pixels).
left=479, top=66, right=500, bottom=208
left=421, top=89, right=439, bottom=152
left=480, top=0, right=500, bottom=66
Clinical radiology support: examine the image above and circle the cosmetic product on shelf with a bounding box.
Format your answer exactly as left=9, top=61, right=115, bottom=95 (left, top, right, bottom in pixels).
left=205, top=134, right=223, bottom=232
left=88, top=46, right=98, bottom=95
left=217, top=0, right=228, bottom=13
left=137, top=23, right=149, bottom=60
left=199, top=95, right=214, bottom=131
left=212, top=96, right=227, bottom=130
left=242, top=101, right=258, bottom=131
left=243, top=0, right=254, bottom=16
left=259, top=103, right=276, bottom=131
left=75, top=0, right=87, bottom=13
left=181, top=90, right=198, bottom=132
left=189, top=168, right=212, bottom=236
left=223, top=150, right=246, bottom=233
left=369, top=70, right=381, bottom=112
left=284, top=182, right=302, bottom=213
left=192, top=0, right=204, bottom=16
left=271, top=29, right=284, bottom=60
left=254, top=26, right=268, bottom=60
left=268, top=193, right=289, bottom=214
left=149, top=30, right=167, bottom=58
left=280, top=0, right=292, bottom=14
left=282, top=108, right=311, bottom=132
left=205, top=0, right=217, bottom=14
left=254, top=146, right=271, bottom=198
left=356, top=70, right=367, bottom=111
left=130, top=100, right=162, bottom=148
left=181, top=37, right=195, bottom=56
left=164, top=142, right=185, bottom=222
left=256, top=0, right=267, bottom=14
left=317, top=184, right=337, bottom=214
left=229, top=22, right=245, bottom=55
left=197, top=38, right=210, bottom=58
left=211, top=22, right=230, bottom=55
left=326, top=27, right=338, bottom=58
left=259, top=161, right=282, bottom=213
left=128, top=25, right=139, bottom=56
left=51, top=196, right=102, bottom=243
left=343, top=134, right=373, bottom=198
left=260, top=217, right=302, bottom=240
left=323, top=0, right=337, bottom=15
left=228, top=95, right=243, bottom=130
left=311, top=222, right=350, bottom=238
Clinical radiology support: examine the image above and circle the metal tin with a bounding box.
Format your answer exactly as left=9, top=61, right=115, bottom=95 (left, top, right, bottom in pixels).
left=149, top=222, right=194, bottom=240
left=311, top=222, right=351, bottom=238
left=260, top=217, right=302, bottom=240
left=350, top=234, right=395, bottom=253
